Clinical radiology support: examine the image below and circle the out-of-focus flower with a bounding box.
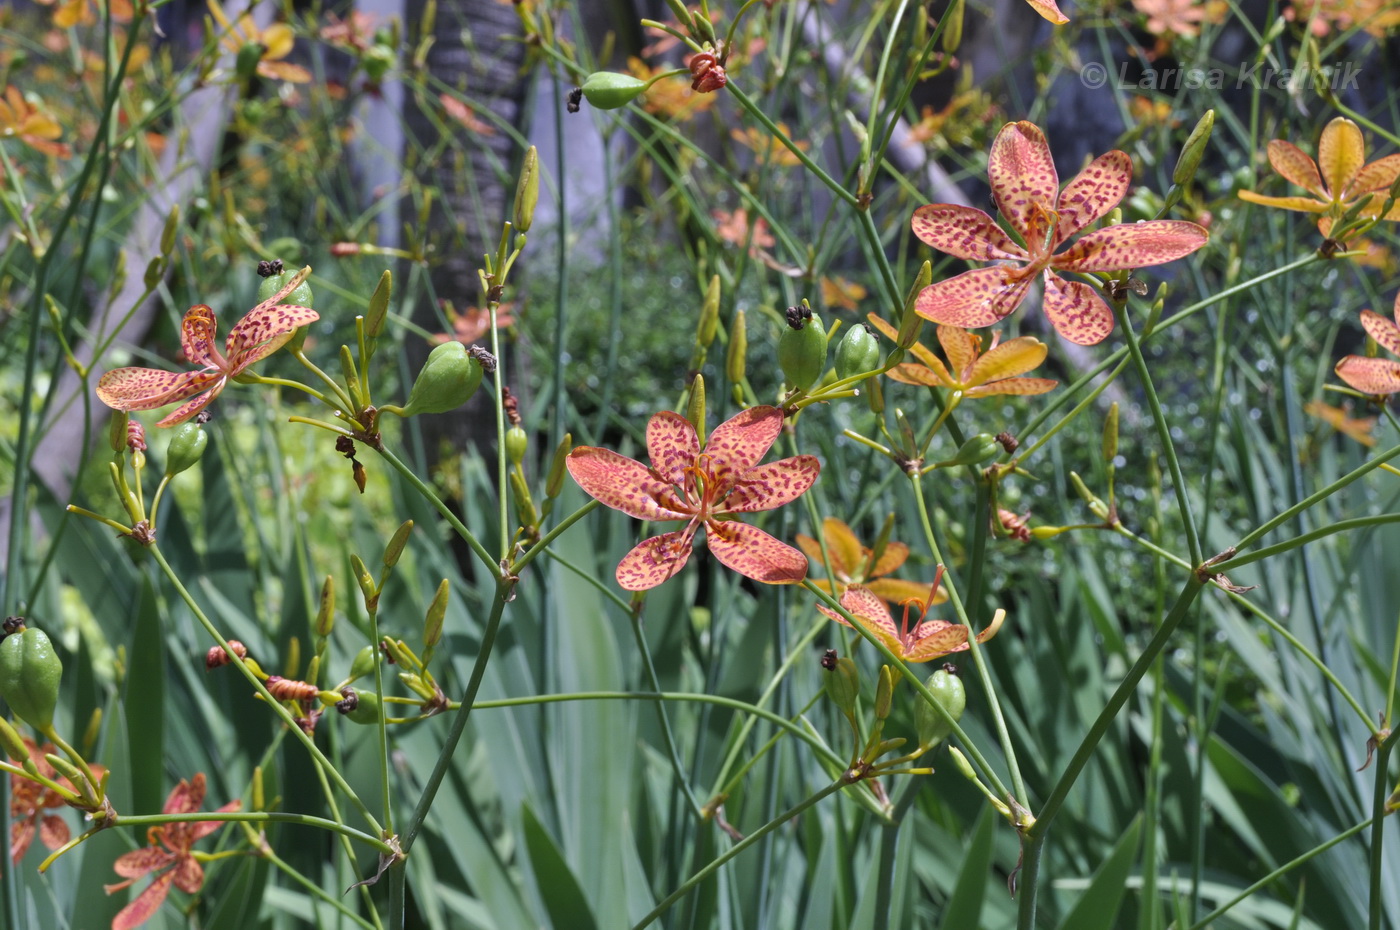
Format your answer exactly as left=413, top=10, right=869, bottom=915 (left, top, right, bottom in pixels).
left=626, top=58, right=715, bottom=120
left=1304, top=400, right=1377, bottom=446
left=912, top=121, right=1208, bottom=345
left=731, top=123, right=809, bottom=168
left=10, top=738, right=103, bottom=865
left=105, top=774, right=240, bottom=930
left=0, top=87, right=71, bottom=158
left=818, top=583, right=1003, bottom=663
left=440, top=94, right=495, bottom=135
left=319, top=11, right=377, bottom=52
left=821, top=277, right=867, bottom=312
left=713, top=208, right=776, bottom=253
left=1335, top=292, right=1400, bottom=396
left=1131, top=0, right=1225, bottom=38
left=429, top=303, right=516, bottom=346
left=1285, top=0, right=1400, bottom=36
left=35, top=0, right=132, bottom=29
left=566, top=406, right=820, bottom=590
left=207, top=0, right=311, bottom=83
left=1128, top=96, right=1178, bottom=127
left=867, top=313, right=1058, bottom=396
left=796, top=517, right=946, bottom=605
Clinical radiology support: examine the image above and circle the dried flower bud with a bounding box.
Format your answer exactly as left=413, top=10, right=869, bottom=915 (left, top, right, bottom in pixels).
left=206, top=640, right=248, bottom=670
left=266, top=676, right=320, bottom=702
left=126, top=419, right=147, bottom=453
left=688, top=52, right=728, bottom=93
left=998, top=509, right=1032, bottom=542
left=336, top=687, right=382, bottom=724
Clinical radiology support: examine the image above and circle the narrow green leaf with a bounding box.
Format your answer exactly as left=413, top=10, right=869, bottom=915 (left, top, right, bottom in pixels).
left=938, top=805, right=996, bottom=930
left=1054, top=815, right=1143, bottom=930
left=521, top=801, right=599, bottom=930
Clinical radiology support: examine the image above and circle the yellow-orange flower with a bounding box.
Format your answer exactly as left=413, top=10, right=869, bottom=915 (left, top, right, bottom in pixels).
left=731, top=123, right=809, bottom=168
left=818, top=582, right=1003, bottom=664
left=866, top=313, right=1058, bottom=397
left=207, top=0, right=311, bottom=83
left=1303, top=400, right=1376, bottom=446
left=1335, top=292, right=1400, bottom=397
left=796, top=517, right=947, bottom=606
left=820, top=276, right=867, bottom=312
left=0, top=87, right=71, bottom=159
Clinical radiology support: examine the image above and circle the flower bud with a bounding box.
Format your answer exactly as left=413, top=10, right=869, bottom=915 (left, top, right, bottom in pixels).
left=256, top=268, right=314, bottom=309
left=205, top=640, right=248, bottom=670
left=164, top=421, right=208, bottom=477
left=697, top=275, right=720, bottom=348
left=424, top=579, right=450, bottom=652
left=898, top=262, right=933, bottom=349
left=1069, top=471, right=1110, bottom=519
left=874, top=665, right=895, bottom=720
left=687, top=375, right=707, bottom=446
left=513, top=146, right=539, bottom=233
left=108, top=411, right=129, bottom=454
left=144, top=256, right=165, bottom=291
left=727, top=309, right=748, bottom=385
left=506, top=426, right=528, bottom=467
left=392, top=342, right=485, bottom=416
left=580, top=72, right=648, bottom=110
left=510, top=470, right=538, bottom=529
left=234, top=42, right=265, bottom=85
left=363, top=43, right=395, bottom=84
left=835, top=323, right=881, bottom=380
left=0, top=625, right=63, bottom=730
left=824, top=655, right=861, bottom=714
left=160, top=204, right=180, bottom=256
left=914, top=666, right=966, bottom=749
left=865, top=375, right=884, bottom=414
left=942, top=0, right=964, bottom=53
left=350, top=554, right=377, bottom=609
left=315, top=576, right=336, bottom=638
left=366, top=270, right=392, bottom=343
left=1102, top=402, right=1120, bottom=463
left=383, top=520, right=413, bottom=570
left=0, top=716, right=31, bottom=763
left=778, top=305, right=828, bottom=390
left=939, top=433, right=1000, bottom=468
left=1172, top=110, right=1215, bottom=188
left=546, top=434, right=572, bottom=500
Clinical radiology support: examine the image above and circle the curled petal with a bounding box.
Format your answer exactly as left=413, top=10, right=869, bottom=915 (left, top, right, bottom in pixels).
left=935, top=325, right=980, bottom=381
left=565, top=447, right=689, bottom=521
left=616, top=528, right=697, bottom=590
left=723, top=456, right=820, bottom=513
left=911, top=204, right=1026, bottom=261
left=1335, top=356, right=1400, bottom=395
left=705, top=406, right=784, bottom=488
left=110, top=867, right=176, bottom=930
left=967, top=336, right=1048, bottom=383
left=989, top=122, right=1060, bottom=243
left=1265, top=139, right=1326, bottom=198
left=1026, top=0, right=1069, bottom=23
left=1317, top=117, right=1365, bottom=199
left=1350, top=153, right=1400, bottom=196
left=915, top=266, right=1034, bottom=329
left=164, top=774, right=207, bottom=816
left=181, top=305, right=219, bottom=368
left=1053, top=221, right=1208, bottom=272
left=799, top=517, right=860, bottom=578
left=835, top=585, right=898, bottom=638
left=703, top=520, right=808, bottom=585
left=96, top=368, right=220, bottom=412
left=905, top=609, right=1004, bottom=663
left=1041, top=274, right=1115, bottom=346
left=226, top=304, right=320, bottom=372
left=1054, top=150, right=1132, bottom=243
left=647, top=410, right=699, bottom=487
left=1236, top=190, right=1329, bottom=213
left=1359, top=308, right=1400, bottom=357
left=172, top=854, right=206, bottom=895
left=154, top=380, right=227, bottom=427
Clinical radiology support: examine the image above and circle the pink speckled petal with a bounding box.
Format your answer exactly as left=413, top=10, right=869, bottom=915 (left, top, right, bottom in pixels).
left=989, top=122, right=1060, bottom=243
left=110, top=868, right=176, bottom=930
left=901, top=620, right=971, bottom=663
left=226, top=304, right=320, bottom=372
left=1041, top=274, right=1115, bottom=346
left=1266, top=139, right=1327, bottom=199
left=703, top=520, right=808, bottom=584
left=1359, top=308, right=1400, bottom=357
left=911, top=204, right=1026, bottom=261
left=723, top=455, right=820, bottom=513
left=704, top=406, right=784, bottom=489
left=915, top=266, right=1034, bottom=329
left=1053, top=221, right=1208, bottom=272
left=111, top=845, right=173, bottom=879
left=180, top=305, right=219, bottom=367
left=616, top=528, right=696, bottom=590
left=1350, top=153, right=1400, bottom=196
left=935, top=325, right=980, bottom=381
left=96, top=367, right=219, bottom=411
left=1335, top=356, right=1400, bottom=395
left=1054, top=150, right=1132, bottom=243
left=187, top=800, right=242, bottom=842
left=566, top=447, right=691, bottom=521
left=840, top=585, right=898, bottom=637
left=172, top=854, right=206, bottom=895
left=647, top=410, right=699, bottom=487
left=155, top=381, right=227, bottom=427
left=1317, top=117, right=1364, bottom=199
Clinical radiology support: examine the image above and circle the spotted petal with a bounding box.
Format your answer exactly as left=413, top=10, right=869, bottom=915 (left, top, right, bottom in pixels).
left=867, top=577, right=949, bottom=605
left=1026, top=0, right=1069, bottom=24
left=901, top=620, right=974, bottom=663
left=1336, top=356, right=1400, bottom=395
left=154, top=382, right=227, bottom=427
left=989, top=122, right=1060, bottom=244
left=1054, top=220, right=1208, bottom=272
left=647, top=410, right=699, bottom=487
left=967, top=336, right=1050, bottom=385
left=112, top=846, right=173, bottom=879
left=911, top=204, right=1026, bottom=262
left=1265, top=139, right=1326, bottom=199
left=172, top=855, right=206, bottom=895
left=866, top=313, right=947, bottom=374
left=181, top=305, right=219, bottom=368
left=868, top=541, right=909, bottom=579
left=1350, top=153, right=1400, bottom=196
left=1054, top=150, right=1132, bottom=244
left=800, top=517, right=863, bottom=578
left=226, top=304, right=320, bottom=372
left=1317, top=117, right=1365, bottom=199
left=1359, top=308, right=1400, bottom=357
left=187, top=800, right=242, bottom=844
left=164, top=774, right=207, bottom=815
left=886, top=363, right=948, bottom=387
left=1041, top=274, right=1115, bottom=346
left=1236, top=190, right=1329, bottom=214
left=966, top=376, right=1058, bottom=397
left=96, top=368, right=220, bottom=412
left=616, top=527, right=697, bottom=590
left=111, top=868, right=177, bottom=930
left=703, top=520, right=808, bottom=584
left=723, top=456, right=820, bottom=513
left=705, top=406, right=784, bottom=489
left=915, top=266, right=1034, bottom=329
left=821, top=585, right=897, bottom=637
left=566, top=447, right=689, bottom=521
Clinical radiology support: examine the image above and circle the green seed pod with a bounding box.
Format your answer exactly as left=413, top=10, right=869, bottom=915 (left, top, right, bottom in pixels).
left=337, top=688, right=382, bottom=725
left=835, top=323, right=881, bottom=380
left=362, top=43, right=395, bottom=84
left=0, top=626, right=63, bottom=731
left=257, top=269, right=314, bottom=309
left=506, top=427, right=528, bottom=467
left=234, top=42, right=265, bottom=85
left=580, top=72, right=648, bottom=110
left=940, top=433, right=1000, bottom=468
left=874, top=665, right=895, bottom=721
left=513, top=145, right=539, bottom=233
left=164, top=421, right=208, bottom=477
left=394, top=342, right=484, bottom=416
left=777, top=306, right=828, bottom=390
left=915, top=666, right=966, bottom=750
left=824, top=655, right=860, bottom=715
left=1172, top=110, right=1215, bottom=188
left=347, top=645, right=378, bottom=682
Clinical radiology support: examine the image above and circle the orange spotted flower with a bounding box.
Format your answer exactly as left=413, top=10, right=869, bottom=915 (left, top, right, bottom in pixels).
left=1304, top=400, right=1376, bottom=447
left=567, top=406, right=820, bottom=590
left=818, top=576, right=1004, bottom=663
left=866, top=313, right=1057, bottom=397
left=1335, top=291, right=1400, bottom=396
left=1238, top=117, right=1400, bottom=236
left=105, top=774, right=240, bottom=930
left=796, top=517, right=947, bottom=606
left=10, top=738, right=103, bottom=865
left=96, top=277, right=318, bottom=427
left=912, top=121, right=1209, bottom=345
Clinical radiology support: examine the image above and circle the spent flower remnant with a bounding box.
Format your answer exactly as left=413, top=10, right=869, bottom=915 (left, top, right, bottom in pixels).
left=818, top=581, right=1004, bottom=663
left=567, top=406, right=819, bottom=590
left=96, top=273, right=318, bottom=427
left=105, top=773, right=241, bottom=930
left=796, top=517, right=948, bottom=606
left=1238, top=117, right=1400, bottom=237
left=866, top=313, right=1058, bottom=396
left=1335, top=292, right=1400, bottom=396
left=912, top=121, right=1208, bottom=345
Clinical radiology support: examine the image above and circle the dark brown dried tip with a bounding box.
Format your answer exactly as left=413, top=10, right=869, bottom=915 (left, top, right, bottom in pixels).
left=784, top=305, right=812, bottom=330
left=3, top=617, right=26, bottom=637
left=257, top=259, right=284, bottom=278
left=206, top=640, right=248, bottom=670
left=820, top=648, right=839, bottom=671
left=995, top=431, right=1018, bottom=454
left=335, top=687, right=360, bottom=714
left=469, top=345, right=497, bottom=374
left=567, top=87, right=583, bottom=113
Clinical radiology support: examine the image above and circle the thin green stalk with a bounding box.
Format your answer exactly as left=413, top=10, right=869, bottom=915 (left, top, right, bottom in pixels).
left=1016, top=832, right=1045, bottom=930
left=375, top=445, right=498, bottom=576
left=110, top=811, right=392, bottom=852
left=725, top=83, right=859, bottom=207
left=1213, top=514, right=1400, bottom=571
left=511, top=499, right=601, bottom=574
left=627, top=605, right=705, bottom=818
left=1367, top=733, right=1398, bottom=930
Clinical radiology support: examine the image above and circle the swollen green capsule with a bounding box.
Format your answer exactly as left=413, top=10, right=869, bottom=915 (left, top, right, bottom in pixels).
left=580, top=72, right=648, bottom=110
left=391, top=342, right=484, bottom=416
left=939, top=433, right=999, bottom=468
left=337, top=688, right=382, bottom=725
left=914, top=666, right=966, bottom=749
left=363, top=43, right=395, bottom=84
left=234, top=42, right=264, bottom=85
left=506, top=427, right=528, bottom=467
left=164, top=421, right=208, bottom=477
left=823, top=654, right=860, bottom=715
left=777, top=306, right=827, bottom=390
left=835, top=323, right=881, bottom=380
left=257, top=268, right=314, bottom=309
left=0, top=626, right=63, bottom=731
left=346, top=645, right=379, bottom=683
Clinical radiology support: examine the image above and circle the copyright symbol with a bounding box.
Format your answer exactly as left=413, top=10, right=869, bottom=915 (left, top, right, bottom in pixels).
left=1081, top=62, right=1108, bottom=89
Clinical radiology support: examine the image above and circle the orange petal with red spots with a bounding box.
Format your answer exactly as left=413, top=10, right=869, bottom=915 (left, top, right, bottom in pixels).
left=647, top=410, right=699, bottom=486
left=154, top=380, right=227, bottom=427
left=165, top=774, right=207, bottom=815
left=705, top=406, right=784, bottom=486
left=112, top=846, right=173, bottom=879
left=723, top=455, right=820, bottom=513
left=1041, top=274, right=1115, bottom=346
left=1053, top=220, right=1208, bottom=272
left=96, top=368, right=220, bottom=412
left=704, top=520, right=807, bottom=585
left=1054, top=150, right=1132, bottom=243
left=867, top=577, right=949, bottom=605
left=886, top=363, right=950, bottom=387
left=111, top=867, right=176, bottom=930
left=173, top=854, right=206, bottom=894
left=968, top=336, right=1048, bottom=384
left=1359, top=308, right=1400, bottom=357
left=965, top=376, right=1058, bottom=397
left=1266, top=139, right=1326, bottom=198
left=226, top=304, right=320, bottom=372
left=1335, top=356, right=1400, bottom=395
left=1351, top=153, right=1400, bottom=196
left=915, top=266, right=1033, bottom=329
left=188, top=800, right=242, bottom=843
left=911, top=204, right=1026, bottom=261
left=935, top=325, right=980, bottom=382
left=866, top=313, right=945, bottom=372
left=901, top=620, right=971, bottom=663
left=1317, top=117, right=1365, bottom=199
left=566, top=447, right=690, bottom=521
left=180, top=305, right=219, bottom=368
left=821, top=518, right=863, bottom=578
left=38, top=814, right=68, bottom=852
left=1025, top=0, right=1069, bottom=24
left=616, top=528, right=696, bottom=590
left=988, top=122, right=1060, bottom=244
left=867, top=541, right=910, bottom=578
left=1236, top=190, right=1329, bottom=213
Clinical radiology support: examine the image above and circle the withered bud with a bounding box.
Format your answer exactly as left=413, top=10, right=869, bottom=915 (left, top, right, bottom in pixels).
left=820, top=648, right=839, bottom=671
left=784, top=304, right=813, bottom=330
left=502, top=386, right=522, bottom=427
left=468, top=345, right=497, bottom=374
left=998, top=509, right=1032, bottom=542
left=335, top=687, right=360, bottom=714
left=265, top=676, right=320, bottom=702
left=126, top=419, right=147, bottom=452
left=336, top=436, right=356, bottom=458
left=995, top=431, right=1018, bottom=454
left=566, top=86, right=583, bottom=113
left=330, top=242, right=363, bottom=256
left=206, top=640, right=248, bottom=670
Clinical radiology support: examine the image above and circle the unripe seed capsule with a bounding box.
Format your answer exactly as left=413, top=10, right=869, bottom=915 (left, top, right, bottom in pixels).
left=256, top=268, right=314, bottom=309
left=505, top=427, right=528, bottom=467
left=580, top=72, right=648, bottom=109
left=164, top=421, right=208, bottom=477
left=777, top=305, right=828, bottom=390
left=835, top=323, right=881, bottom=380
left=393, top=342, right=484, bottom=416
left=0, top=626, right=63, bottom=730
left=914, top=665, right=966, bottom=749
left=824, top=655, right=861, bottom=714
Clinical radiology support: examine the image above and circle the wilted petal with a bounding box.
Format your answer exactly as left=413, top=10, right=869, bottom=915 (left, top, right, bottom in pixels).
left=181, top=305, right=219, bottom=368
left=867, top=577, right=948, bottom=605
left=111, top=868, right=176, bottom=930
left=967, top=336, right=1048, bottom=384
left=1236, top=190, right=1329, bottom=213
left=1054, top=150, right=1132, bottom=243
left=154, top=381, right=226, bottom=427
left=1266, top=139, right=1326, bottom=198
left=866, top=313, right=946, bottom=372
left=1054, top=221, right=1208, bottom=272
left=566, top=447, right=689, bottom=521
left=705, top=406, right=784, bottom=487
left=1359, top=308, right=1400, bottom=357
left=96, top=368, right=220, bottom=412
left=901, top=620, right=971, bottom=663
left=38, top=814, right=68, bottom=851
left=723, top=456, right=820, bottom=513
left=965, top=376, right=1059, bottom=397
left=1350, top=153, right=1400, bottom=196
left=867, top=540, right=909, bottom=578
left=936, top=325, right=980, bottom=381
left=647, top=410, right=699, bottom=487
left=10, top=820, right=34, bottom=864
left=1335, top=356, right=1400, bottom=395
left=616, top=528, right=696, bottom=590
left=1317, top=117, right=1365, bottom=199
left=226, top=304, right=320, bottom=372
left=988, top=122, right=1060, bottom=244
left=164, top=774, right=207, bottom=816
left=113, top=846, right=173, bottom=879
left=915, top=266, right=1034, bottom=329
left=703, top=520, right=807, bottom=584
left=1041, top=274, right=1115, bottom=346
left=911, top=204, right=1026, bottom=261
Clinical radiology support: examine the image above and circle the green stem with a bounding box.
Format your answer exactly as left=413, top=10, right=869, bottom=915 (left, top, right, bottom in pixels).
left=108, top=811, right=393, bottom=853
left=725, top=84, right=859, bottom=207
left=1015, top=832, right=1045, bottom=930
left=1367, top=732, right=1398, bottom=930
left=375, top=445, right=498, bottom=576
left=1212, top=514, right=1400, bottom=571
